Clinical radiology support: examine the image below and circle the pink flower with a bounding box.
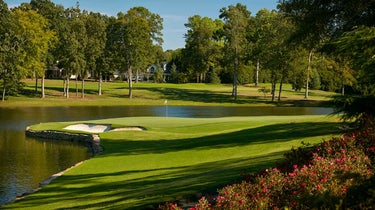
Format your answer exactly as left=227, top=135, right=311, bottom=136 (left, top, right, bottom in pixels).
left=216, top=195, right=224, bottom=202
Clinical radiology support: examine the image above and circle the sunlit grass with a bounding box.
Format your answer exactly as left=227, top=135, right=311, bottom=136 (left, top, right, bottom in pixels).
left=0, top=79, right=337, bottom=107
left=7, top=115, right=342, bottom=209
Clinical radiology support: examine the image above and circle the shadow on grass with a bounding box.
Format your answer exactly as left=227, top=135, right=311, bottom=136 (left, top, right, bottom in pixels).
left=136, top=86, right=333, bottom=107
left=136, top=86, right=265, bottom=105
left=102, top=121, right=341, bottom=156
left=4, top=153, right=285, bottom=210
left=4, top=121, right=341, bottom=209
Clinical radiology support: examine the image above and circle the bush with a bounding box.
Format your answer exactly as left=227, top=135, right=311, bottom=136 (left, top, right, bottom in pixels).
left=159, top=116, right=375, bottom=209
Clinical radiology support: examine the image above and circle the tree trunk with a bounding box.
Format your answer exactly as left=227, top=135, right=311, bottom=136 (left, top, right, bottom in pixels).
left=135, top=69, right=139, bottom=83
left=255, top=59, right=259, bottom=87
left=98, top=71, right=102, bottom=96
left=305, top=50, right=313, bottom=99
left=128, top=67, right=133, bottom=99
left=75, top=77, right=79, bottom=97
left=41, top=75, right=45, bottom=99
left=63, top=78, right=66, bottom=97
left=232, top=47, right=239, bottom=100
left=81, top=79, right=85, bottom=98
left=66, top=77, right=70, bottom=99
left=278, top=78, right=283, bottom=102
left=35, top=76, right=38, bottom=94
left=271, top=80, right=276, bottom=102
left=2, top=78, right=5, bottom=101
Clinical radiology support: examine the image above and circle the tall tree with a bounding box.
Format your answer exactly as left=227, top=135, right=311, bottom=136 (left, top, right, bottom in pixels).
left=58, top=4, right=87, bottom=98
left=184, top=15, right=223, bottom=83
left=30, top=0, right=70, bottom=97
left=332, top=26, right=375, bottom=95
left=84, top=11, right=106, bottom=98
left=0, top=0, right=23, bottom=101
left=279, top=0, right=375, bottom=118
left=113, top=7, right=163, bottom=98
left=250, top=9, right=294, bottom=101
left=219, top=3, right=250, bottom=100
left=13, top=9, right=56, bottom=98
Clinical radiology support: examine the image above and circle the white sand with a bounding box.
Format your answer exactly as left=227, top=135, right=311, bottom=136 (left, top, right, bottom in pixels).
left=110, top=127, right=145, bottom=132
left=64, top=123, right=111, bottom=133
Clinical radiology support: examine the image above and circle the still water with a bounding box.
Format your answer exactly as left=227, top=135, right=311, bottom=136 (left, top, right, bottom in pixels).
left=0, top=106, right=333, bottom=206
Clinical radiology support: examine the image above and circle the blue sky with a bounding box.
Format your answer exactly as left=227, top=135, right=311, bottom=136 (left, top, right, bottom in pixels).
left=6, top=0, right=278, bottom=50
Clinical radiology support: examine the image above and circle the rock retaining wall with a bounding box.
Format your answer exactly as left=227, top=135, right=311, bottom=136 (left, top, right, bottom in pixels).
left=25, top=127, right=102, bottom=154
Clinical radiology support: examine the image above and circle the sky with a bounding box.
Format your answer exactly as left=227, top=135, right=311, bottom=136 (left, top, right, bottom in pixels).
left=5, top=0, right=278, bottom=50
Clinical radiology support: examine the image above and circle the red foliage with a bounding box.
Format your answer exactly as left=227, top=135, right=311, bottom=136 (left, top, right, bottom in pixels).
left=159, top=115, right=375, bottom=209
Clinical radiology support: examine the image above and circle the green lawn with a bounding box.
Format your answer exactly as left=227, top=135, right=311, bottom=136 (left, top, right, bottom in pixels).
left=0, top=79, right=336, bottom=107
left=5, top=115, right=341, bottom=209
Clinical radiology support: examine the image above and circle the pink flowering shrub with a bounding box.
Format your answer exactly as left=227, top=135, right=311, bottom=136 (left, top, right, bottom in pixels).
left=158, top=202, right=182, bottom=210
left=159, top=115, right=375, bottom=209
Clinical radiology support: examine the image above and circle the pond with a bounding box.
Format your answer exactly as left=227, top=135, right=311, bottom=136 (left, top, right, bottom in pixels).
left=0, top=106, right=333, bottom=206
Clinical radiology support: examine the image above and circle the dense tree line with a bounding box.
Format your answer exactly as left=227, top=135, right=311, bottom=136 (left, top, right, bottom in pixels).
left=169, top=3, right=368, bottom=102
left=0, top=0, right=163, bottom=100
left=276, top=0, right=375, bottom=119
left=0, top=0, right=374, bottom=106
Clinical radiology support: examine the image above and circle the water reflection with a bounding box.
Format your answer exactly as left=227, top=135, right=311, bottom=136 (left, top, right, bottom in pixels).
left=0, top=130, right=90, bottom=205
left=0, top=106, right=333, bottom=206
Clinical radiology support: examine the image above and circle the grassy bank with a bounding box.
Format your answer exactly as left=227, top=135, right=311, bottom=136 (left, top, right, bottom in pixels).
left=0, top=79, right=336, bottom=107
left=5, top=115, right=341, bottom=209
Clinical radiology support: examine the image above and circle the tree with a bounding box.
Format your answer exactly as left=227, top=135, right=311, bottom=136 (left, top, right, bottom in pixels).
left=219, top=3, right=250, bottom=100
left=58, top=4, right=87, bottom=98
left=251, top=10, right=293, bottom=102
left=248, top=9, right=273, bottom=87
left=114, top=7, right=163, bottom=98
left=280, top=0, right=375, bottom=118
left=207, top=67, right=221, bottom=84
left=0, top=0, right=23, bottom=101
left=320, top=56, right=355, bottom=95
left=30, top=0, right=66, bottom=97
left=13, top=8, right=56, bottom=98
left=84, top=11, right=106, bottom=98
left=184, top=15, right=223, bottom=83
left=332, top=26, right=375, bottom=95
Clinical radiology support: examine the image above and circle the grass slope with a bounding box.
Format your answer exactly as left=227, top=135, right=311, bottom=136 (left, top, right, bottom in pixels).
left=5, top=116, right=341, bottom=209
left=0, top=79, right=336, bottom=107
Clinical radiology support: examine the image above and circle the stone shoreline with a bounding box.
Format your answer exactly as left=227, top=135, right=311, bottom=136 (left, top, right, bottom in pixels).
left=25, top=127, right=103, bottom=154
left=12, top=126, right=145, bottom=204
left=11, top=128, right=104, bottom=203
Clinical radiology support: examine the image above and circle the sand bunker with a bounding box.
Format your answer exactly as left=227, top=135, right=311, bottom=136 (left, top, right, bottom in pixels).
left=110, top=126, right=145, bottom=132
left=64, top=124, right=111, bottom=133
left=64, top=124, right=145, bottom=133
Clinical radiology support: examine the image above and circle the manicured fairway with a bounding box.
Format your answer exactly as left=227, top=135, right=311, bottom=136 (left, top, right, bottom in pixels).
left=5, top=116, right=341, bottom=209
left=0, top=79, right=336, bottom=107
